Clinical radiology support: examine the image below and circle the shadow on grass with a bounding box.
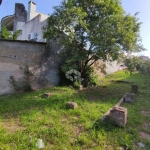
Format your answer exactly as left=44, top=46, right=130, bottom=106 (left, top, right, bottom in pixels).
left=92, top=117, right=120, bottom=132
left=0, top=71, right=148, bottom=120
left=0, top=88, right=72, bottom=118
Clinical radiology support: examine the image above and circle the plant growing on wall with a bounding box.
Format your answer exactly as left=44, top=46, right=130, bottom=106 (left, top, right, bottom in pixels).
left=43, top=0, right=145, bottom=86
left=0, top=26, right=10, bottom=39
left=0, top=25, right=20, bottom=40
left=9, top=65, right=33, bottom=92
left=12, top=30, right=20, bottom=40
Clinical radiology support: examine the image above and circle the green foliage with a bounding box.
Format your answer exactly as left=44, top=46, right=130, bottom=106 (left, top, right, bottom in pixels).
left=124, top=56, right=150, bottom=75
left=59, top=70, right=73, bottom=86
left=0, top=71, right=150, bottom=149
left=1, top=26, right=10, bottom=39
left=136, top=59, right=150, bottom=75
left=9, top=66, right=33, bottom=92
left=12, top=30, right=20, bottom=40
left=124, top=56, right=141, bottom=75
left=43, top=0, right=145, bottom=86
left=89, top=73, right=100, bottom=86
left=82, top=67, right=100, bottom=87
left=0, top=25, right=20, bottom=40
left=73, top=80, right=80, bottom=88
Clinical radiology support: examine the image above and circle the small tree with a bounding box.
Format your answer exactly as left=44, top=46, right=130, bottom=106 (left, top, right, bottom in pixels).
left=12, top=30, right=20, bottom=40
left=9, top=66, right=33, bottom=92
left=43, top=0, right=145, bottom=86
left=136, top=59, right=150, bottom=75
left=1, top=26, right=10, bottom=39
left=1, top=25, right=20, bottom=40
left=124, top=56, right=141, bottom=75
left=124, top=55, right=150, bottom=75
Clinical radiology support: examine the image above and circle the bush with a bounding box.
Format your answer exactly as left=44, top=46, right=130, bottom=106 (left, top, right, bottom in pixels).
left=136, top=60, right=150, bottom=75
left=9, top=66, right=33, bottom=92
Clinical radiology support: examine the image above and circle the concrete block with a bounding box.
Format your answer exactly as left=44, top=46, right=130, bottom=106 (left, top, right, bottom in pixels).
left=79, top=85, right=83, bottom=90
left=132, top=85, right=138, bottom=93
left=124, top=93, right=135, bottom=102
left=66, top=102, right=78, bottom=109
left=44, top=93, right=52, bottom=98
left=109, top=107, right=127, bottom=127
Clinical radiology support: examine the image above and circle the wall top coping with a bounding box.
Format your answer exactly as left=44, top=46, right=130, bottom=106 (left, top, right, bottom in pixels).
left=0, top=39, right=46, bottom=45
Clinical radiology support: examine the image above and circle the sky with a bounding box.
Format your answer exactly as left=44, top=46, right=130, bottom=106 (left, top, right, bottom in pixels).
left=0, top=0, right=150, bottom=56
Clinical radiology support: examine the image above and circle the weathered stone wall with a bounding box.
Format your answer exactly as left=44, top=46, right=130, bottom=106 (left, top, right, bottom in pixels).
left=0, top=39, right=61, bottom=94
left=13, top=3, right=27, bottom=31
left=0, top=39, right=45, bottom=66
left=0, top=39, right=122, bottom=94
left=0, top=62, right=23, bottom=94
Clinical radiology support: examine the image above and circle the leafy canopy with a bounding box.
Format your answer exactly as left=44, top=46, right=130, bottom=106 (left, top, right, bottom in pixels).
left=43, top=0, right=145, bottom=85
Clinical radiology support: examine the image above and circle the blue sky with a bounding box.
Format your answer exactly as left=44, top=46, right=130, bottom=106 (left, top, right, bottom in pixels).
left=0, top=0, right=150, bottom=56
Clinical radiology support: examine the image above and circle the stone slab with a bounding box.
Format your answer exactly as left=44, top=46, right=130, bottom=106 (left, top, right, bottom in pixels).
left=124, top=93, right=135, bottom=102
left=132, top=85, right=138, bottom=93
left=66, top=102, right=78, bottom=109
left=109, top=106, right=127, bottom=127
left=44, top=93, right=52, bottom=98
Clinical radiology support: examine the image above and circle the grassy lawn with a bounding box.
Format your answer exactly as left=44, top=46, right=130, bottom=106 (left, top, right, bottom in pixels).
left=0, top=70, right=150, bottom=149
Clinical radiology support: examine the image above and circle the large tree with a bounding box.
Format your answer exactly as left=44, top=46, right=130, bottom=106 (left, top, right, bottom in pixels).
left=43, top=0, right=145, bottom=86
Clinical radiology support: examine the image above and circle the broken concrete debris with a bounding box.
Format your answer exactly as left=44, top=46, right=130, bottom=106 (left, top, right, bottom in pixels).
left=66, top=102, right=78, bottom=109
left=124, top=93, right=135, bottom=102
left=109, top=106, right=127, bottom=128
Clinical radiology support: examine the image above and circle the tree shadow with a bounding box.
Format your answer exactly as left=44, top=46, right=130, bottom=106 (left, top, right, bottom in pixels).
left=0, top=72, right=147, bottom=120
left=92, top=117, right=122, bottom=132
left=0, top=88, right=71, bottom=119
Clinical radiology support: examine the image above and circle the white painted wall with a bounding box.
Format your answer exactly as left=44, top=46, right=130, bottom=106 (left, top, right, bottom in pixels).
left=16, top=1, right=49, bottom=41
left=40, top=13, right=49, bottom=22
left=16, top=22, right=25, bottom=30
left=105, top=61, right=122, bottom=74
left=30, top=11, right=48, bottom=22
left=30, top=11, right=40, bottom=21
left=27, top=1, right=49, bottom=22
left=18, top=14, right=47, bottom=41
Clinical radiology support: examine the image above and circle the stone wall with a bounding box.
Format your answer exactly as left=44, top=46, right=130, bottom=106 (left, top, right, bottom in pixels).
left=0, top=39, right=45, bottom=66
left=0, top=62, right=23, bottom=94
left=0, top=39, right=122, bottom=94
left=0, top=39, right=61, bottom=94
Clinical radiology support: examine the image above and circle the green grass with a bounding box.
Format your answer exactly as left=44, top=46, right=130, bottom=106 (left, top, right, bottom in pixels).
left=0, top=70, right=150, bottom=149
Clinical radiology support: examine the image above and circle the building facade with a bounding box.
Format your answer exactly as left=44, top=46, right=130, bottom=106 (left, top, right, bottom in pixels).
left=0, top=0, right=49, bottom=42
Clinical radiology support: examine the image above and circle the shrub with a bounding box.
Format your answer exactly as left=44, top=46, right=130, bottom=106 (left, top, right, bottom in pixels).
left=9, top=66, right=33, bottom=92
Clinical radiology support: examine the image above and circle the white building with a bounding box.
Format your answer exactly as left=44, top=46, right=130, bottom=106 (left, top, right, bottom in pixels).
left=1, top=0, right=49, bottom=42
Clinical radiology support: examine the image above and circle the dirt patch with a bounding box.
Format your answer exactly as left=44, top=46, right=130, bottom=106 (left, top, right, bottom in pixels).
left=143, top=122, right=150, bottom=130
left=141, top=110, right=150, bottom=116
left=61, top=116, right=79, bottom=123
left=111, top=80, right=133, bottom=84
left=1, top=119, right=26, bottom=134
left=75, top=125, right=84, bottom=136
left=140, top=131, right=150, bottom=140
left=119, top=147, right=125, bottom=150
left=61, top=118, right=68, bottom=123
